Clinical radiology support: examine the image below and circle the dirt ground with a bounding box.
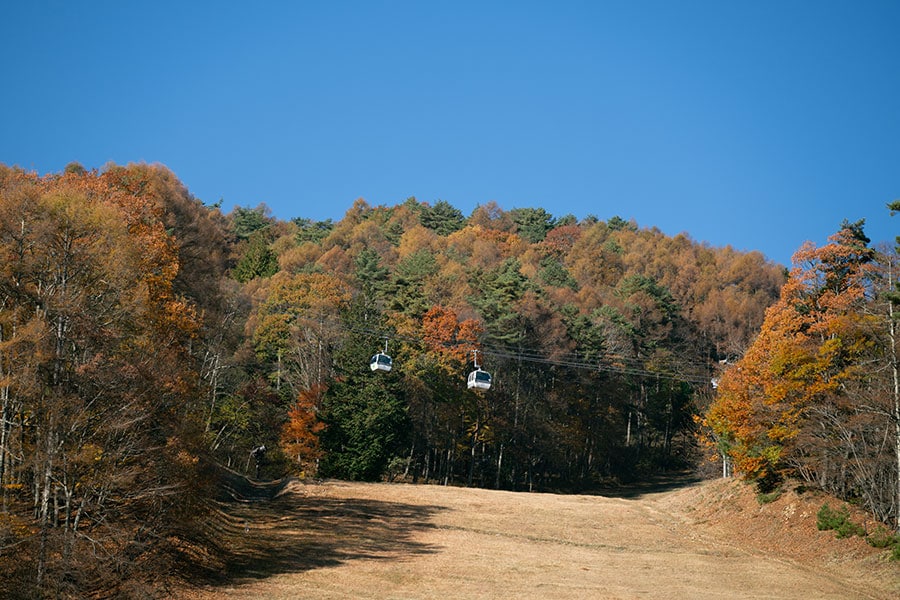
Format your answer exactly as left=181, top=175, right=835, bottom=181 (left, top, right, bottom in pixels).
left=180, top=475, right=899, bottom=600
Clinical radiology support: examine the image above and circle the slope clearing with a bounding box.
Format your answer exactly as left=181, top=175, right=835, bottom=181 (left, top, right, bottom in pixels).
left=180, top=476, right=898, bottom=599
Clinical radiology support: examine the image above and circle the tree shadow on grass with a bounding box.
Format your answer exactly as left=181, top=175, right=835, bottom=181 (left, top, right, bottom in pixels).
left=186, top=474, right=445, bottom=589
left=590, top=471, right=706, bottom=500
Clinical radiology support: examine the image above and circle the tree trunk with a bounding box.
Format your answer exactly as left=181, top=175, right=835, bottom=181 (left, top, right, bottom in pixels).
left=36, top=423, right=55, bottom=589
left=443, top=446, right=452, bottom=486
left=467, top=419, right=479, bottom=487
left=0, top=384, right=9, bottom=510
left=203, top=350, right=221, bottom=432
left=625, top=410, right=632, bottom=446
left=495, top=442, right=503, bottom=489
left=404, top=443, right=414, bottom=480
left=889, top=295, right=900, bottom=530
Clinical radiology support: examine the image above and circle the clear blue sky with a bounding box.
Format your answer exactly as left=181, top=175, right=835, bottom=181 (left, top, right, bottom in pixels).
left=2, top=1, right=898, bottom=266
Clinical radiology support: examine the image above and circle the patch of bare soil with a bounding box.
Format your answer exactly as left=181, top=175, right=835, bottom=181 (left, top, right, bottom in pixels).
left=179, top=475, right=899, bottom=600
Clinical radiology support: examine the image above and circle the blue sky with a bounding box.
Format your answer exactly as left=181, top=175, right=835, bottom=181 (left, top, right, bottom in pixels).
left=2, top=1, right=898, bottom=266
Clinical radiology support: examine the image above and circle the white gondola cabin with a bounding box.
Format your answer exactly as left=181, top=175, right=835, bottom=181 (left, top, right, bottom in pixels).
left=467, top=368, right=491, bottom=390
left=467, top=349, right=491, bottom=390
left=370, top=340, right=393, bottom=372
left=370, top=352, right=392, bottom=372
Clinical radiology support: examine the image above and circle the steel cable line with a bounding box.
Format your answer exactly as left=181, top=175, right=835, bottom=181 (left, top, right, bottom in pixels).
left=332, top=320, right=713, bottom=386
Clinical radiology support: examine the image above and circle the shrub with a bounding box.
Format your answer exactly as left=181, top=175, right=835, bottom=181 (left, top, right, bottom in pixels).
left=757, top=488, right=782, bottom=505
left=866, top=526, right=898, bottom=549
left=866, top=525, right=900, bottom=561
left=816, top=503, right=844, bottom=530
left=816, top=503, right=865, bottom=538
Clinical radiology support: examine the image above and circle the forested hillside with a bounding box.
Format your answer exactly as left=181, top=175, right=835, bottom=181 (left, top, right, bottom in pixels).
left=257, top=197, right=786, bottom=488
left=17, top=160, right=900, bottom=597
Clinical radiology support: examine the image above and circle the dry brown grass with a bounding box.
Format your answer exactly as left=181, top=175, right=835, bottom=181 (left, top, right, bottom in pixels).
left=178, top=475, right=899, bottom=600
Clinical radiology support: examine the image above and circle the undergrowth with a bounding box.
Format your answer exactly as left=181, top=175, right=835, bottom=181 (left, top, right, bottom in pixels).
left=756, top=488, right=782, bottom=505
left=817, top=503, right=900, bottom=560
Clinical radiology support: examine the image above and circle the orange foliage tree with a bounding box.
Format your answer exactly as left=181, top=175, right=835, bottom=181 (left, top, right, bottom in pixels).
left=705, top=222, right=877, bottom=489
left=280, top=384, right=326, bottom=473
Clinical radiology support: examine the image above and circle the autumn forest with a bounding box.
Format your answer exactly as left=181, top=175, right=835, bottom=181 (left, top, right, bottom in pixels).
left=0, top=162, right=897, bottom=597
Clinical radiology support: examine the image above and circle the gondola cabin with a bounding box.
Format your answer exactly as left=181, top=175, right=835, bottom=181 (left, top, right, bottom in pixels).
left=370, top=352, right=393, bottom=372
left=467, top=368, right=491, bottom=390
